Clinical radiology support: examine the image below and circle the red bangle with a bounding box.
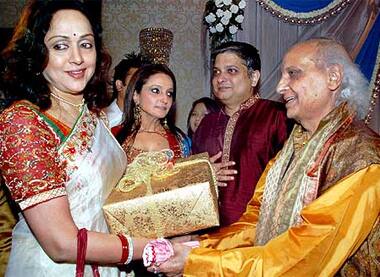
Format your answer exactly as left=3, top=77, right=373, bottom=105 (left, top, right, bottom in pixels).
left=117, top=233, right=129, bottom=264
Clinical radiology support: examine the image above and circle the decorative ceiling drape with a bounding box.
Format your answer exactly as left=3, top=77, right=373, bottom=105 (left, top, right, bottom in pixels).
left=256, top=0, right=353, bottom=23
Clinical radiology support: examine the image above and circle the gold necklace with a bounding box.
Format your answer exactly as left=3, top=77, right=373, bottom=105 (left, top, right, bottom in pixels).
left=138, top=128, right=167, bottom=137
left=51, top=92, right=85, bottom=111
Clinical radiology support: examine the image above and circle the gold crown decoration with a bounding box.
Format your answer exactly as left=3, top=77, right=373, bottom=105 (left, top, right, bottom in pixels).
left=139, top=27, right=173, bottom=65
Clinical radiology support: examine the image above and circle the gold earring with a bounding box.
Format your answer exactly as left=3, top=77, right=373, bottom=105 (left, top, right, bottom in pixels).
left=163, top=117, right=168, bottom=129
left=134, top=104, right=141, bottom=123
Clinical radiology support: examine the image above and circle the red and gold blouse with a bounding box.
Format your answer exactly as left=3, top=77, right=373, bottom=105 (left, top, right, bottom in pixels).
left=121, top=129, right=186, bottom=164
left=0, top=102, right=67, bottom=210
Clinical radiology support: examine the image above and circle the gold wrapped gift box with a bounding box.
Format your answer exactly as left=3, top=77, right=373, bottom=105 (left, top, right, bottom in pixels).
left=103, top=152, right=219, bottom=238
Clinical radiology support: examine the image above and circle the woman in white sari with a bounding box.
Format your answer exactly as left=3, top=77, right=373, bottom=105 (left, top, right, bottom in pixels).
left=0, top=1, right=150, bottom=276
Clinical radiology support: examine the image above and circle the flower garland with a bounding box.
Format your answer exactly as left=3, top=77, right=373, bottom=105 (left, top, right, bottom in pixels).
left=204, top=0, right=246, bottom=50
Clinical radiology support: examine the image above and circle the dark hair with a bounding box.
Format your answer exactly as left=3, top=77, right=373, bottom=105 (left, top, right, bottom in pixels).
left=0, top=0, right=111, bottom=113
left=117, top=63, right=182, bottom=143
left=112, top=52, right=152, bottom=100
left=187, top=97, right=220, bottom=137
left=211, top=41, right=261, bottom=73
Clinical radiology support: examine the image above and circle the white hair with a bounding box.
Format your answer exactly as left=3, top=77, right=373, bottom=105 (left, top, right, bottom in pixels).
left=312, top=38, right=369, bottom=119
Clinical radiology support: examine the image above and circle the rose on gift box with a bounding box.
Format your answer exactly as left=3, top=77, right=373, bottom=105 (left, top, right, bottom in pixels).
left=103, top=150, right=219, bottom=238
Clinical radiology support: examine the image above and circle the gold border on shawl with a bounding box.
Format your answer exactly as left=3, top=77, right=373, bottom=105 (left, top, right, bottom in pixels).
left=255, top=104, right=354, bottom=245
left=256, top=0, right=352, bottom=24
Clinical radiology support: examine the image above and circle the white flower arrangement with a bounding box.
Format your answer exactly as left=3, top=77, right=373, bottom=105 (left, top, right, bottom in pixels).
left=204, top=0, right=246, bottom=49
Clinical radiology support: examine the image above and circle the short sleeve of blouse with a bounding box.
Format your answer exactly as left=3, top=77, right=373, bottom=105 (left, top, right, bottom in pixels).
left=0, top=103, right=67, bottom=210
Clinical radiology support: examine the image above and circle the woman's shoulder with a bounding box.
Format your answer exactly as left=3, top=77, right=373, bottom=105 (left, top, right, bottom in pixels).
left=0, top=100, right=63, bottom=142
left=0, top=100, right=41, bottom=124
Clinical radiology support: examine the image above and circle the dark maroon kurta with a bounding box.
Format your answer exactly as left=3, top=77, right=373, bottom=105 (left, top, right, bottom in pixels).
left=192, top=98, right=291, bottom=226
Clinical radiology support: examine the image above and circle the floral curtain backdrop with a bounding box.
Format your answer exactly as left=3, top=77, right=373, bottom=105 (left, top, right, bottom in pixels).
left=0, top=1, right=25, bottom=28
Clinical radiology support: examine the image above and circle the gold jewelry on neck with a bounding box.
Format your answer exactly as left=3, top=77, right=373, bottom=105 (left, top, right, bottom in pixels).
left=138, top=127, right=166, bottom=138
left=51, top=92, right=85, bottom=111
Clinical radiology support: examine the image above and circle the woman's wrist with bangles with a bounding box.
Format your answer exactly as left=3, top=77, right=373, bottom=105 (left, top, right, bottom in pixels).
left=117, top=233, right=133, bottom=264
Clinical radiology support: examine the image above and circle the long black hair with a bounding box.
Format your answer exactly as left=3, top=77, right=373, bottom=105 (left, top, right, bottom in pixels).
left=0, top=0, right=111, bottom=113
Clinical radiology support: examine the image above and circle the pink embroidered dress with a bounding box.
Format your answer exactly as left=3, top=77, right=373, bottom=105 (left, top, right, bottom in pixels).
left=0, top=101, right=127, bottom=276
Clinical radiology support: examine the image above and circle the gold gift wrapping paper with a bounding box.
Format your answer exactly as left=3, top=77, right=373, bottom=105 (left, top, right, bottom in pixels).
left=103, top=153, right=219, bottom=238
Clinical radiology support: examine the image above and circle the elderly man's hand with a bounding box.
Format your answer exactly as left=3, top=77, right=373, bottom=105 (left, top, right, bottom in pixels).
left=148, top=243, right=192, bottom=277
